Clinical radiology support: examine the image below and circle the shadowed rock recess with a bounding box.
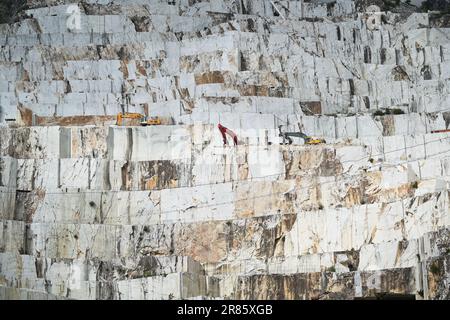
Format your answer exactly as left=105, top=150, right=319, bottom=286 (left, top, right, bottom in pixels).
left=0, top=0, right=450, bottom=300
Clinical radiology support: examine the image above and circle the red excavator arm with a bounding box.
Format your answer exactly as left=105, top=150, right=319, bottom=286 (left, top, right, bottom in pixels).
left=218, top=124, right=238, bottom=146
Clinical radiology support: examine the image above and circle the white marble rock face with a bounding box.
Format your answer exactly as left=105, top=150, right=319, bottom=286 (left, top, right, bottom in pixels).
left=1, top=0, right=450, bottom=300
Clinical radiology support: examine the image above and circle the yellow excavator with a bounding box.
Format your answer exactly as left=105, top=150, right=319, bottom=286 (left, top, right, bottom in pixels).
left=116, top=113, right=162, bottom=126
left=278, top=125, right=326, bottom=145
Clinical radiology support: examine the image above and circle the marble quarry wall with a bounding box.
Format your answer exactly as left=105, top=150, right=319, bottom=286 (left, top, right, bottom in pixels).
left=0, top=0, right=450, bottom=300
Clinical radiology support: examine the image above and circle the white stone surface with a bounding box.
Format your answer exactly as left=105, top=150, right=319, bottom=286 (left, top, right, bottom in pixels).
left=2, top=0, right=450, bottom=300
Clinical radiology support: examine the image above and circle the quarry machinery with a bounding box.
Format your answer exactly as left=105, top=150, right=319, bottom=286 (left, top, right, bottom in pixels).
left=140, top=116, right=162, bottom=126
left=278, top=125, right=326, bottom=145
left=431, top=129, right=450, bottom=134
left=116, top=113, right=162, bottom=126
left=218, top=123, right=238, bottom=146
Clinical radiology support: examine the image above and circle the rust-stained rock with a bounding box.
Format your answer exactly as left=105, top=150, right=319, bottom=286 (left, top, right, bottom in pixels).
left=96, top=160, right=191, bottom=191
left=139, top=161, right=184, bottom=190
left=234, top=268, right=417, bottom=300
left=15, top=189, right=46, bottom=223
left=234, top=180, right=296, bottom=218
left=364, top=171, right=414, bottom=204
left=18, top=106, right=33, bottom=127
left=119, top=60, right=130, bottom=79
left=358, top=268, right=416, bottom=299
left=392, top=66, right=410, bottom=81
left=71, top=127, right=109, bottom=158
left=2, top=0, right=450, bottom=301
left=174, top=214, right=296, bottom=264
left=282, top=148, right=343, bottom=178
left=426, top=257, right=450, bottom=299
left=380, top=115, right=395, bottom=136
left=238, top=85, right=269, bottom=97
left=236, top=273, right=324, bottom=300
left=175, top=221, right=228, bottom=264
left=301, top=102, right=322, bottom=115
left=343, top=178, right=368, bottom=207
left=36, top=116, right=116, bottom=127
left=194, top=71, right=226, bottom=85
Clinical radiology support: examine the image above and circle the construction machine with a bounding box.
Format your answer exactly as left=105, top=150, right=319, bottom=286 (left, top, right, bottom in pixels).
left=218, top=123, right=238, bottom=146
left=140, top=116, right=162, bottom=126
left=116, top=113, right=161, bottom=126
left=431, top=129, right=450, bottom=134
left=116, top=112, right=141, bottom=126
left=278, top=125, right=326, bottom=145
